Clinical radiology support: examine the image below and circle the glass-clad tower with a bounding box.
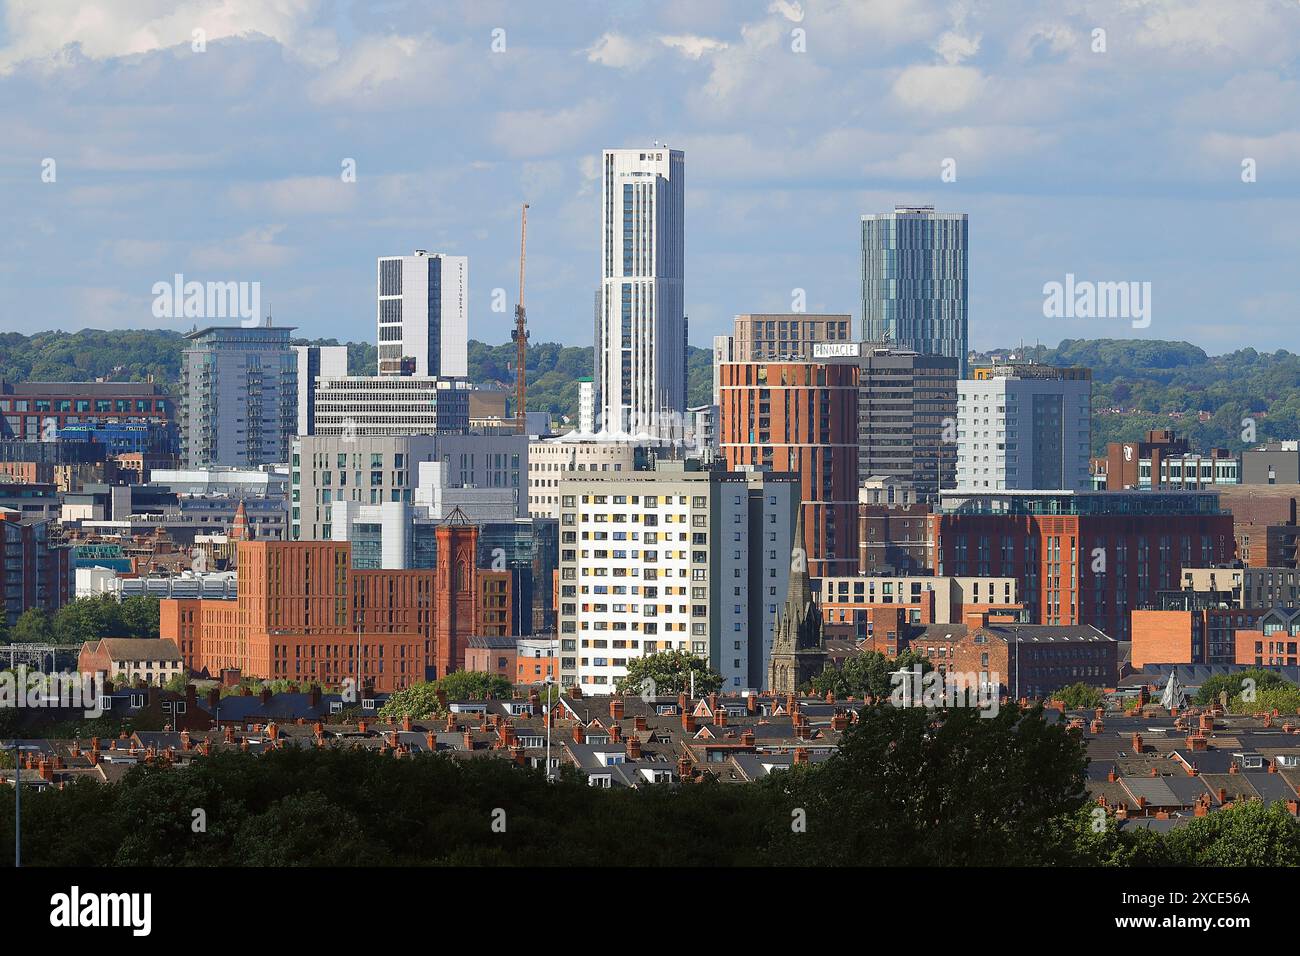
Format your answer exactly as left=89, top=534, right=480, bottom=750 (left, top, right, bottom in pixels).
left=861, top=205, right=968, bottom=377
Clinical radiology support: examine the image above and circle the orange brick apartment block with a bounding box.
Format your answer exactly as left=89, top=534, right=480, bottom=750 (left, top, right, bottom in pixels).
left=1234, top=609, right=1300, bottom=667
left=160, top=530, right=512, bottom=692
left=1131, top=607, right=1270, bottom=668
left=718, top=361, right=859, bottom=577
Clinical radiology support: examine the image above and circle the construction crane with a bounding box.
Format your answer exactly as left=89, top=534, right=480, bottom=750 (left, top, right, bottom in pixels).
left=512, top=202, right=530, bottom=435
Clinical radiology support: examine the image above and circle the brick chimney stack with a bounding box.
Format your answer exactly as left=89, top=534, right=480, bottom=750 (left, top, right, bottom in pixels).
left=610, top=697, right=625, bottom=721
left=572, top=724, right=585, bottom=744
left=747, top=694, right=758, bottom=715
left=402, top=715, right=413, bottom=732
left=626, top=736, right=642, bottom=760
left=1131, top=733, right=1143, bottom=753
left=682, top=712, right=696, bottom=733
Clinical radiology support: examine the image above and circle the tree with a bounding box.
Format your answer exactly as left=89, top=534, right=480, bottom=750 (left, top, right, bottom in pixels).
left=615, top=649, right=723, bottom=696
left=806, top=649, right=931, bottom=699
left=1193, top=669, right=1293, bottom=706
left=1228, top=685, right=1300, bottom=716
left=378, top=672, right=513, bottom=720
left=765, top=702, right=1090, bottom=865
left=1053, top=681, right=1105, bottom=710
left=233, top=790, right=379, bottom=866
left=118, top=597, right=161, bottom=639
left=1163, top=801, right=1300, bottom=866
left=11, top=608, right=53, bottom=644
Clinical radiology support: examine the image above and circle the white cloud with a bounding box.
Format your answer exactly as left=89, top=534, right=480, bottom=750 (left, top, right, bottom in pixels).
left=490, top=101, right=608, bottom=159
left=768, top=1, right=804, bottom=23
left=190, top=225, right=292, bottom=271
left=933, top=30, right=980, bottom=65
left=228, top=176, right=358, bottom=216
left=0, top=0, right=334, bottom=73
left=659, top=35, right=729, bottom=59
left=892, top=64, right=985, bottom=114
left=310, top=33, right=450, bottom=104
left=584, top=32, right=654, bottom=69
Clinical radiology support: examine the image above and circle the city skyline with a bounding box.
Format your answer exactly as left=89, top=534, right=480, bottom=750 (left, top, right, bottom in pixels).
left=3, top=1, right=1299, bottom=355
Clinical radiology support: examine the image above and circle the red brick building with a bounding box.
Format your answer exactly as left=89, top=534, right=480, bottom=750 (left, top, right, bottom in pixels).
left=160, top=532, right=512, bottom=692
left=1130, top=605, right=1269, bottom=668
left=929, top=491, right=1235, bottom=641
left=907, top=613, right=1119, bottom=699
left=1233, top=608, right=1300, bottom=667
left=718, top=361, right=859, bottom=576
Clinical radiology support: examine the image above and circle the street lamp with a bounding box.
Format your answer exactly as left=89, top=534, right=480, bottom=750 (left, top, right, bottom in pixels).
left=543, top=677, right=554, bottom=782
left=10, top=741, right=41, bottom=868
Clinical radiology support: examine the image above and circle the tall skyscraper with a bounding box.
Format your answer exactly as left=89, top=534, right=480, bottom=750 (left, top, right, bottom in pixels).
left=294, top=344, right=348, bottom=436
left=376, top=251, right=468, bottom=378
left=180, top=323, right=297, bottom=468
left=955, top=362, right=1093, bottom=492
left=861, top=205, right=968, bottom=376
left=597, top=147, right=685, bottom=436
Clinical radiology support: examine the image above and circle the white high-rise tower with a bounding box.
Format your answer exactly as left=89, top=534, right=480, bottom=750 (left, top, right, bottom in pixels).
left=376, top=251, right=468, bottom=378
left=597, top=147, right=685, bottom=436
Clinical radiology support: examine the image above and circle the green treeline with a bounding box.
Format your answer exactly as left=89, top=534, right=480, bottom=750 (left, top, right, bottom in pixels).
left=4, top=704, right=1297, bottom=866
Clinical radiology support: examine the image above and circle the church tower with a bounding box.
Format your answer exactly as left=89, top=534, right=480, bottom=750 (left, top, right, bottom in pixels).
left=768, top=509, right=827, bottom=695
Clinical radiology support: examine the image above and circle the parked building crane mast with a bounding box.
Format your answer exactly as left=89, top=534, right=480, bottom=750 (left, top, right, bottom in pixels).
left=512, top=202, right=529, bottom=435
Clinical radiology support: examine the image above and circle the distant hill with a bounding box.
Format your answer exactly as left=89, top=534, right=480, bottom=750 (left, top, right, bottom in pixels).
left=977, top=338, right=1300, bottom=454
left=3, top=330, right=1296, bottom=454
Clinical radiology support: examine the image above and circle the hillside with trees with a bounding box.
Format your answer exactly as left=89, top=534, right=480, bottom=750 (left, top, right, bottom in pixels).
left=3, top=330, right=1299, bottom=453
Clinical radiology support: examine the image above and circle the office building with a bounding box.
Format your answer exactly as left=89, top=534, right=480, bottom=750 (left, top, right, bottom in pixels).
left=0, top=509, right=73, bottom=627
left=294, top=344, right=348, bottom=436
left=376, top=251, right=468, bottom=378
left=597, top=147, right=685, bottom=436
left=291, top=433, right=526, bottom=541
left=815, top=342, right=959, bottom=497
left=180, top=323, right=297, bottom=469
left=815, top=574, right=1019, bottom=631
left=1242, top=442, right=1300, bottom=485
left=311, top=375, right=470, bottom=438
left=718, top=360, right=859, bottom=576
left=1096, top=429, right=1237, bottom=490
left=1216, top=484, right=1300, bottom=568
left=1130, top=592, right=1271, bottom=669
left=578, top=379, right=596, bottom=434
left=731, top=314, right=853, bottom=361
left=861, top=204, right=968, bottom=374
left=929, top=490, right=1235, bottom=640
left=160, top=535, right=512, bottom=691
left=0, top=379, right=173, bottom=440
left=1176, top=566, right=1300, bottom=609
left=556, top=459, right=798, bottom=692
left=956, top=361, right=1092, bottom=492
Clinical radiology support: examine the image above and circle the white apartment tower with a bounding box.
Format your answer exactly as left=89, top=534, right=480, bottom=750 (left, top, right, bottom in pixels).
left=598, top=148, right=685, bottom=437
left=556, top=460, right=797, bottom=692
left=955, top=364, right=1093, bottom=492
left=376, top=251, right=469, bottom=379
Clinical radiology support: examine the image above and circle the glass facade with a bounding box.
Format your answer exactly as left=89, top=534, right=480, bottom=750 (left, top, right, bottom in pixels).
left=861, top=206, right=968, bottom=376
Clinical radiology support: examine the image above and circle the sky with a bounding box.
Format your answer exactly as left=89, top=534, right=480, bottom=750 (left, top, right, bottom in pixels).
left=1, top=0, right=1299, bottom=355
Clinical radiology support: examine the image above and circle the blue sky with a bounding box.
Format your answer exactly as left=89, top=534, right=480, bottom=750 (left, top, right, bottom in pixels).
left=2, top=0, right=1299, bottom=354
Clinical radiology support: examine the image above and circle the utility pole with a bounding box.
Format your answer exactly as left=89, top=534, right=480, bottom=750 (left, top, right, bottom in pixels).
left=512, top=202, right=530, bottom=435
